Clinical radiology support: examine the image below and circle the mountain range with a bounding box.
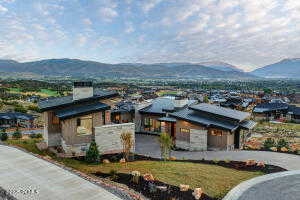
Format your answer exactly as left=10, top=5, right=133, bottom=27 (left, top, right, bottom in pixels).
left=0, top=58, right=299, bottom=79
left=251, top=58, right=300, bottom=78
left=0, top=59, right=254, bottom=79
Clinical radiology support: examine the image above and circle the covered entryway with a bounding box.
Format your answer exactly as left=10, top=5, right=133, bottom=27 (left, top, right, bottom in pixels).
left=207, top=129, right=228, bottom=150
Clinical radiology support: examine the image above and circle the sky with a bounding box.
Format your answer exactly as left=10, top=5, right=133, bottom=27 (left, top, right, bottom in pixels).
left=0, top=0, right=300, bottom=71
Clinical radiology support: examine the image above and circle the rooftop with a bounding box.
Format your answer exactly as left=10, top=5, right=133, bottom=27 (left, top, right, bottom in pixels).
left=189, top=103, right=250, bottom=121
left=55, top=102, right=110, bottom=120
left=38, top=89, right=118, bottom=111
left=0, top=112, right=35, bottom=121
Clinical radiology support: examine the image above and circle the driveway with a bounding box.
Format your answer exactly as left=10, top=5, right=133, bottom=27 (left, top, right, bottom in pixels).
left=0, top=145, right=124, bottom=200
left=135, top=134, right=300, bottom=170
left=224, top=170, right=300, bottom=200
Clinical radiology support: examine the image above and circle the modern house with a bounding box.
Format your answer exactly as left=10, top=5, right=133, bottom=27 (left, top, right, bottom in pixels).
left=0, top=112, right=35, bottom=128
left=169, top=104, right=256, bottom=151
left=138, top=97, right=197, bottom=135
left=38, top=81, right=135, bottom=156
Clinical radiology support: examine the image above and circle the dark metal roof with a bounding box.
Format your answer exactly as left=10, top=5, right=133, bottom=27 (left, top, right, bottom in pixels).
left=111, top=101, right=135, bottom=114
left=170, top=108, right=239, bottom=131
left=139, top=98, right=196, bottom=115
left=0, top=112, right=35, bottom=121
left=288, top=105, right=300, bottom=115
left=55, top=102, right=110, bottom=120
left=253, top=103, right=289, bottom=113
left=157, top=117, right=177, bottom=123
left=189, top=103, right=250, bottom=121
left=240, top=120, right=257, bottom=130
left=38, top=89, right=118, bottom=111
left=139, top=98, right=175, bottom=115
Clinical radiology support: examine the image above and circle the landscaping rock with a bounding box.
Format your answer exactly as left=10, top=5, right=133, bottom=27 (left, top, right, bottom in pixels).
left=179, top=184, right=190, bottom=192
left=192, top=188, right=203, bottom=200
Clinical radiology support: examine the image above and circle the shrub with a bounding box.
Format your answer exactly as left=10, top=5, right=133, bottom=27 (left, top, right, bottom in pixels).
left=30, top=133, right=43, bottom=139
left=120, top=132, right=134, bottom=161
left=131, top=171, right=141, bottom=184
left=0, top=129, right=8, bottom=141
left=85, top=140, right=100, bottom=163
left=213, top=159, right=219, bottom=164
left=14, top=104, right=27, bottom=113
left=111, top=155, right=119, bottom=162
left=270, top=147, right=277, bottom=151
left=158, top=132, right=173, bottom=161
left=27, top=105, right=41, bottom=113
left=12, top=127, right=22, bottom=139
left=224, top=159, right=230, bottom=164
left=263, top=138, right=275, bottom=150
left=109, top=169, right=118, bottom=180
left=277, top=138, right=288, bottom=151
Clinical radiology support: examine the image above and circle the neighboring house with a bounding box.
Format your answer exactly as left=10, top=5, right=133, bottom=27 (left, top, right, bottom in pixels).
left=111, top=101, right=135, bottom=124
left=38, top=81, right=135, bottom=156
left=138, top=97, right=197, bottom=135
left=169, top=103, right=256, bottom=151
left=0, top=112, right=35, bottom=128
left=253, top=102, right=300, bottom=123
left=220, top=97, right=245, bottom=110
left=253, top=103, right=289, bottom=121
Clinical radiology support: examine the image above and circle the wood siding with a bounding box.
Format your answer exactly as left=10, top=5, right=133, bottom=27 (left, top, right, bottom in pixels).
left=175, top=120, right=206, bottom=143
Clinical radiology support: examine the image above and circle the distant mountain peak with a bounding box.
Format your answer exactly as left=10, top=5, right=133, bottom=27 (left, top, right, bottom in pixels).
left=197, top=61, right=244, bottom=72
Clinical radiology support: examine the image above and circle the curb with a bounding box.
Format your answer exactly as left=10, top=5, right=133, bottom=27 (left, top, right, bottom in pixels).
left=223, top=170, right=300, bottom=200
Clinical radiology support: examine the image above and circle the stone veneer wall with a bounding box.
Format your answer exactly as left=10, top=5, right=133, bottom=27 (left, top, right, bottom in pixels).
left=95, top=123, right=135, bottom=154
left=176, top=129, right=207, bottom=151
left=47, top=132, right=61, bottom=147
left=190, top=129, right=207, bottom=151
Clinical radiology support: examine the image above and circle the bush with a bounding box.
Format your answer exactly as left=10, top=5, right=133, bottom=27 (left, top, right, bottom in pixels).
left=85, top=140, right=100, bottom=163
left=120, top=132, right=134, bottom=161
left=158, top=132, right=173, bottom=161
left=14, top=104, right=27, bottom=113
left=277, top=138, right=288, bottom=151
left=0, top=130, right=8, bottom=141
left=28, top=105, right=41, bottom=113
left=12, top=128, right=22, bottom=139
left=109, top=169, right=118, bottom=180
left=263, top=138, right=275, bottom=150
left=29, top=133, right=43, bottom=139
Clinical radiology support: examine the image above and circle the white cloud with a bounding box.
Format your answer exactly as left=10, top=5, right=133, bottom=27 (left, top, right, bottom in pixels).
left=141, top=0, right=162, bottom=13
left=99, top=7, right=118, bottom=22
left=125, top=21, right=134, bottom=33
left=77, top=34, right=87, bottom=47
left=83, top=18, right=92, bottom=25
left=1, top=0, right=15, bottom=3
left=32, top=24, right=46, bottom=31
left=0, top=4, right=7, bottom=12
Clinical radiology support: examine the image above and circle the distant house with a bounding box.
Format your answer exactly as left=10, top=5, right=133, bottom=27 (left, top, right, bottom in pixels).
left=38, top=81, right=135, bottom=156
left=169, top=104, right=256, bottom=150
left=253, top=102, right=300, bottom=123
left=253, top=103, right=290, bottom=121
left=111, top=101, right=135, bottom=124
left=0, top=112, right=35, bottom=128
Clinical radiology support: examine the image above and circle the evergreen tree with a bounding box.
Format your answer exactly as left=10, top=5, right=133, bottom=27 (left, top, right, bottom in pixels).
left=85, top=140, right=100, bottom=163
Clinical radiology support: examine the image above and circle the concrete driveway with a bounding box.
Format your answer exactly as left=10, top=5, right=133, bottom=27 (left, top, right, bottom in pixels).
left=136, top=134, right=300, bottom=170
left=0, top=145, right=124, bottom=200
left=224, top=170, right=300, bottom=200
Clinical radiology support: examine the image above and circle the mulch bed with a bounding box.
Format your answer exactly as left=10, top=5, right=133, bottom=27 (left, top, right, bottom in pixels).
left=93, top=153, right=287, bottom=200
left=94, top=172, right=215, bottom=200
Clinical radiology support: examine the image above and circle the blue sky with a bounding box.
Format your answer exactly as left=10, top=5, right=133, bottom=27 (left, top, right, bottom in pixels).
left=0, top=0, right=300, bottom=71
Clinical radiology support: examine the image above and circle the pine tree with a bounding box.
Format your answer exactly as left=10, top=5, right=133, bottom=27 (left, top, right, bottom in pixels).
left=85, top=140, right=100, bottom=163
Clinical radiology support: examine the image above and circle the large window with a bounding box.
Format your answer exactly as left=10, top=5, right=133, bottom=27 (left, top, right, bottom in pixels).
left=180, top=128, right=190, bottom=133
left=211, top=129, right=223, bottom=136
left=76, top=114, right=92, bottom=135
left=144, top=117, right=153, bottom=128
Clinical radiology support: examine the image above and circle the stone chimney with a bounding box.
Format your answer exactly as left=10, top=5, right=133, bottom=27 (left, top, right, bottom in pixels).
left=73, top=81, right=94, bottom=101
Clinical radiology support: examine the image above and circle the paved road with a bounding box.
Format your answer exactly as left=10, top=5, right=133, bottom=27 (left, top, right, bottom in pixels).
left=0, top=145, right=123, bottom=200
left=224, top=170, right=300, bottom=200
left=136, top=134, right=300, bottom=170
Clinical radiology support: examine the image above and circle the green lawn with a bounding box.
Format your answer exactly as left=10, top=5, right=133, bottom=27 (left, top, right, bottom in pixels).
left=40, top=89, right=59, bottom=96
left=8, top=88, right=21, bottom=93
left=5, top=139, right=264, bottom=199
